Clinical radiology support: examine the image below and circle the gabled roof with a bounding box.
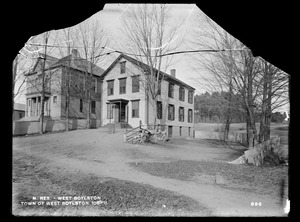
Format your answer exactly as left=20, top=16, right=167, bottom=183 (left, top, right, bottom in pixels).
left=28, top=53, right=105, bottom=77
left=52, top=55, right=105, bottom=77
left=100, top=54, right=195, bottom=90
left=29, top=54, right=60, bottom=74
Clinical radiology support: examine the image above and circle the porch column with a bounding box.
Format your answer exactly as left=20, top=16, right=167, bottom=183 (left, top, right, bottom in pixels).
left=36, top=96, right=38, bottom=116
left=25, top=99, right=28, bottom=117
left=29, top=98, right=32, bottom=117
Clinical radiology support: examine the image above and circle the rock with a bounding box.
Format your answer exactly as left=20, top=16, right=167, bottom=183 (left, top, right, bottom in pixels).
left=228, top=154, right=246, bottom=164
left=274, top=144, right=288, bottom=161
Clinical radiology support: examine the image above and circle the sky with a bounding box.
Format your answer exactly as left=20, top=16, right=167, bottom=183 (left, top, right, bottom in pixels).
left=14, top=4, right=289, bottom=113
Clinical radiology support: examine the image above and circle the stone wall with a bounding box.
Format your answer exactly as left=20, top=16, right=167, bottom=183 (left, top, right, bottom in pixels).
left=244, top=136, right=288, bottom=166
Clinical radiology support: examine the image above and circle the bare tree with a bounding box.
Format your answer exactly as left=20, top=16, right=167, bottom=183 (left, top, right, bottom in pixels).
left=188, top=11, right=242, bottom=141
left=190, top=11, right=289, bottom=147
left=57, top=27, right=77, bottom=131
left=121, top=4, right=183, bottom=126
left=24, top=31, right=59, bottom=134
left=76, top=20, right=108, bottom=128
left=12, top=54, right=32, bottom=115
left=189, top=11, right=263, bottom=146
left=257, top=58, right=289, bottom=143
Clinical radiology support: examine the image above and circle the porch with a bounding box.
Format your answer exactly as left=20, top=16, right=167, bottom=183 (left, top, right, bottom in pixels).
left=107, top=99, right=129, bottom=125
left=26, top=95, right=51, bottom=117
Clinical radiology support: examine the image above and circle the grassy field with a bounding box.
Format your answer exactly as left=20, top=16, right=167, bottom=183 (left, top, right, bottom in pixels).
left=194, top=122, right=289, bottom=145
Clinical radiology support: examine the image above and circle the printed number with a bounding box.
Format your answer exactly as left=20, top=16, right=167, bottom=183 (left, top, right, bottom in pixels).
left=251, top=202, right=262, bottom=206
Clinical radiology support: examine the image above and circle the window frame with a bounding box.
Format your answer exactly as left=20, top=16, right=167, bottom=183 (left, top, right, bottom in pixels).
left=107, top=80, right=114, bottom=96
left=179, top=87, right=185, bottom=101
left=119, top=77, right=127, bottom=94
left=157, top=101, right=162, bottom=119
left=120, top=61, right=126, bottom=74
left=188, top=91, right=194, bottom=104
left=131, top=100, right=140, bottom=118
left=188, top=109, right=193, bottom=123
left=91, top=100, right=96, bottom=114
left=132, top=75, right=140, bottom=93
left=92, top=78, right=97, bottom=92
left=53, top=96, right=57, bottom=103
left=80, top=99, right=83, bottom=113
left=179, top=106, right=184, bottom=122
left=157, top=81, right=161, bottom=95
left=168, top=83, right=174, bottom=98
left=168, top=104, right=175, bottom=121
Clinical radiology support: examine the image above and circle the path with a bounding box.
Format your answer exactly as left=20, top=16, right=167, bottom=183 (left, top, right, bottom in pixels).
left=13, top=129, right=287, bottom=216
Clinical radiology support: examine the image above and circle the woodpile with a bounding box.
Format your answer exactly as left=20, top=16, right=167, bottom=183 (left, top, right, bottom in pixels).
left=126, top=128, right=168, bottom=144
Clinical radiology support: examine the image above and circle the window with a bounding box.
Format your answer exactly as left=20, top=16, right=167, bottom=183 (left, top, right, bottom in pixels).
left=53, top=96, right=57, bottom=103
left=120, top=61, right=126, bottom=74
left=188, top=127, right=191, bottom=136
left=168, top=83, right=174, bottom=98
left=157, top=81, right=161, bottom=95
left=132, top=76, right=139, bottom=93
left=168, top=104, right=175, bottom=121
left=188, top=91, right=194, bottom=104
left=91, top=101, right=96, bottom=114
left=80, top=99, right=83, bottom=112
left=179, top=87, right=185, bottom=101
left=132, top=100, right=139, bottom=118
left=119, top=78, right=126, bottom=94
left=92, top=78, right=97, bottom=92
left=107, top=80, right=114, bottom=96
left=188, top=109, right=193, bottom=123
left=107, top=103, right=113, bottom=119
left=168, top=126, right=173, bottom=138
left=157, top=101, right=162, bottom=119
left=179, top=107, right=184, bottom=122
left=79, top=74, right=84, bottom=90
left=19, top=113, right=23, bottom=119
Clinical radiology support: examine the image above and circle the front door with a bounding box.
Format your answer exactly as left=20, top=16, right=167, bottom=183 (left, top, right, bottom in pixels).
left=120, top=103, right=126, bottom=123
left=114, top=105, right=120, bottom=123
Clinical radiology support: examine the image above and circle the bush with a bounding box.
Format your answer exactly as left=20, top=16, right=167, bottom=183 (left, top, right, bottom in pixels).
left=271, top=112, right=285, bottom=123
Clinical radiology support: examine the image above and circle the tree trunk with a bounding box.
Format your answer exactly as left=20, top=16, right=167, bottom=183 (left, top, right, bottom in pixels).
left=66, top=68, right=70, bottom=131
left=223, top=118, right=230, bottom=141
left=223, top=80, right=233, bottom=141
left=246, top=107, right=257, bottom=148
left=259, top=68, right=268, bottom=143
left=265, top=72, right=272, bottom=140
left=152, top=97, right=158, bottom=129
left=39, top=52, right=48, bottom=134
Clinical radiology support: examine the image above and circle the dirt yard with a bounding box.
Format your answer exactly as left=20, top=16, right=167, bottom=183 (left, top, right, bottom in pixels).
left=12, top=128, right=289, bottom=216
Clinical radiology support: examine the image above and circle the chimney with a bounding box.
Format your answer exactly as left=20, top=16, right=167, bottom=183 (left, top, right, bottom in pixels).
left=170, top=69, right=176, bottom=78
left=71, top=49, right=78, bottom=57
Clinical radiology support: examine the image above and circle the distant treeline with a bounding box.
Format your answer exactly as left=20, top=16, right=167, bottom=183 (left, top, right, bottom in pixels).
left=194, top=91, right=287, bottom=123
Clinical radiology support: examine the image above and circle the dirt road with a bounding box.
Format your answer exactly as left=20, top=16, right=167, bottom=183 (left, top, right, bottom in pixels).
left=13, top=129, right=288, bottom=216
